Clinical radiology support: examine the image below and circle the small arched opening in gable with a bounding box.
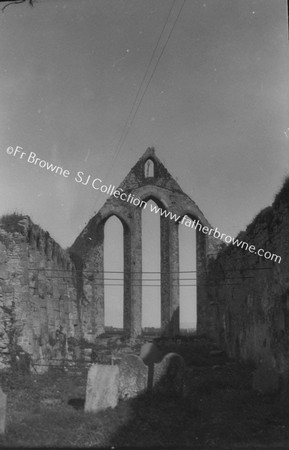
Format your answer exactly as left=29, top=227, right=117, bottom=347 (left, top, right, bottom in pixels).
left=144, top=158, right=155, bottom=178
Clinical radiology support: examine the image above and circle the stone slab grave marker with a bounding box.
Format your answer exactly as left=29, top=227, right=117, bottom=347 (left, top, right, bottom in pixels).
left=85, top=364, right=119, bottom=413
left=0, top=386, right=6, bottom=434
left=118, top=354, right=148, bottom=400
left=153, top=352, right=185, bottom=395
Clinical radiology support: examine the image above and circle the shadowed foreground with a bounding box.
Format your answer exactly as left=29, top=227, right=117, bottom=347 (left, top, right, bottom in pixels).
left=0, top=337, right=289, bottom=449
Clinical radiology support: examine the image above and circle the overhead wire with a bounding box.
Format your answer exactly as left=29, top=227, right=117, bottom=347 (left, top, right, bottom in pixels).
left=27, top=266, right=273, bottom=274
left=107, top=0, right=177, bottom=170
left=89, top=0, right=186, bottom=218
left=108, top=0, right=186, bottom=173
left=21, top=279, right=243, bottom=286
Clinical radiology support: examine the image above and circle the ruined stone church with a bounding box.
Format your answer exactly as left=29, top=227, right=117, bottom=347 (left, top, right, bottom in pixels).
left=70, top=147, right=218, bottom=340
left=0, top=147, right=288, bottom=378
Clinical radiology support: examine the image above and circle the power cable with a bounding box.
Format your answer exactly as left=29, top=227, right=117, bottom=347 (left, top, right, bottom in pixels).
left=108, top=0, right=177, bottom=167
left=112, top=0, right=186, bottom=162
left=88, top=0, right=176, bottom=217
left=28, top=268, right=198, bottom=273
left=27, top=266, right=273, bottom=274
left=89, top=0, right=186, bottom=217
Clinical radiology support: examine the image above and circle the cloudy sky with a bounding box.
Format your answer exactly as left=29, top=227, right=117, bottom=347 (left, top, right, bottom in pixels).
left=0, top=0, right=288, bottom=327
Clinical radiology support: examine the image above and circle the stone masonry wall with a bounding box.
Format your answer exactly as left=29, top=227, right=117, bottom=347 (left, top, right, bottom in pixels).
left=206, top=178, right=289, bottom=379
left=0, top=216, right=78, bottom=372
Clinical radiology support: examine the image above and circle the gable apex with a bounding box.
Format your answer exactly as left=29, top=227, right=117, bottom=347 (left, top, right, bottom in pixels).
left=141, top=146, right=156, bottom=161
left=118, top=147, right=185, bottom=194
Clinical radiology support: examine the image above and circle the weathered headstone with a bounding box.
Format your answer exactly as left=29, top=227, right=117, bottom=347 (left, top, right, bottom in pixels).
left=252, top=365, right=280, bottom=394
left=85, top=364, right=119, bottom=413
left=0, top=387, right=7, bottom=434
left=153, top=352, right=185, bottom=395
left=118, top=354, right=148, bottom=399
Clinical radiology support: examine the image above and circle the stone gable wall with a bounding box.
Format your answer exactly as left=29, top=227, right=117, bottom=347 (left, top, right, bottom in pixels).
left=70, top=148, right=219, bottom=339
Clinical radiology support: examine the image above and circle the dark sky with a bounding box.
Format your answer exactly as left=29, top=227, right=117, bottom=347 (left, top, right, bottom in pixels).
left=0, top=0, right=288, bottom=249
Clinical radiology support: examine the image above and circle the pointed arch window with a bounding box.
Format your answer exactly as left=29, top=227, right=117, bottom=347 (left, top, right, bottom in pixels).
left=144, top=158, right=155, bottom=178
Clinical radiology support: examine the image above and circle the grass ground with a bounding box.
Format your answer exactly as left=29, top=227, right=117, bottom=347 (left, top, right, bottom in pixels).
left=0, top=338, right=289, bottom=448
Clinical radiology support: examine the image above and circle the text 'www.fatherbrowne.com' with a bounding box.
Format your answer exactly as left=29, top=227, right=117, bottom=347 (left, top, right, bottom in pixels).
left=149, top=204, right=282, bottom=264
left=6, top=146, right=281, bottom=263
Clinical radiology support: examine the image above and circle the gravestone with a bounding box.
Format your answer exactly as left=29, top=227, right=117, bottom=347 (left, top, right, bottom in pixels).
left=0, top=387, right=6, bottom=434
left=153, top=352, right=185, bottom=395
left=85, top=364, right=119, bottom=413
left=118, top=354, right=148, bottom=399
